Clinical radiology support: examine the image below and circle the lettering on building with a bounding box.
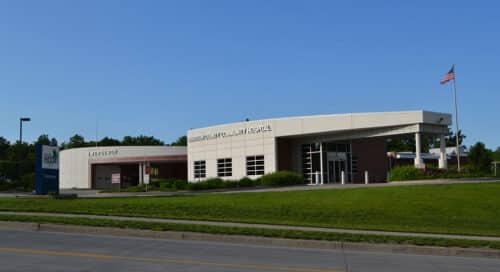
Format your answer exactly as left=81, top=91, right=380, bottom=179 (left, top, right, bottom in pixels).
left=188, top=124, right=272, bottom=143
left=88, top=149, right=119, bottom=158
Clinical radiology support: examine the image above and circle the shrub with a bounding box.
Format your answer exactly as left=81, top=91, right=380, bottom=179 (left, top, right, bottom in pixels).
left=259, top=171, right=305, bottom=187
left=187, top=178, right=237, bottom=190
left=389, top=166, right=424, bottom=182
left=238, top=177, right=256, bottom=187
left=155, top=179, right=188, bottom=191
left=389, top=164, right=492, bottom=182
left=20, top=173, right=35, bottom=192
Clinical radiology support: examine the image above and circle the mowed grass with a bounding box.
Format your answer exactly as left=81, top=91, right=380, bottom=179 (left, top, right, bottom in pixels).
left=3, top=214, right=500, bottom=250
left=1, top=182, right=500, bottom=237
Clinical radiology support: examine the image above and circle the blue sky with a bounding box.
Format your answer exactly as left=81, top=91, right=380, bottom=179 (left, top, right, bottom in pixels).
left=0, top=1, right=498, bottom=149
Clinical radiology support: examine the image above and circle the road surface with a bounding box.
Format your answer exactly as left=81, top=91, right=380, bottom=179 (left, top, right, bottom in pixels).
left=0, top=229, right=499, bottom=272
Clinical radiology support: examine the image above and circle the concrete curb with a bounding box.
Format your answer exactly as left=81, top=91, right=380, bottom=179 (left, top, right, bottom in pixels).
left=1, top=221, right=499, bottom=259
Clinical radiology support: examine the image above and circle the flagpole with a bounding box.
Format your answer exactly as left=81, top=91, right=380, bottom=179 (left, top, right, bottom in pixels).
left=452, top=68, right=461, bottom=172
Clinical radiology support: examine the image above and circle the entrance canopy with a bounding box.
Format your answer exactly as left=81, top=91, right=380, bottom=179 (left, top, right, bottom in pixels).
left=271, top=110, right=451, bottom=140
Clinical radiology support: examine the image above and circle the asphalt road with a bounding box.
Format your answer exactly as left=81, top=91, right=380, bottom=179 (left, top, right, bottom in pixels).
left=1, top=229, right=499, bottom=272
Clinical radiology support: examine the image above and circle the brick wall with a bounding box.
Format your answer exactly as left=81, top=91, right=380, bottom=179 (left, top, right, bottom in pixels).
left=352, top=137, right=388, bottom=183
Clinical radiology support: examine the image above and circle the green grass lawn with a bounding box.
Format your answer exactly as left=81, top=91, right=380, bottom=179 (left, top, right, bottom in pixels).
left=3, top=214, right=500, bottom=250
left=1, top=182, right=500, bottom=237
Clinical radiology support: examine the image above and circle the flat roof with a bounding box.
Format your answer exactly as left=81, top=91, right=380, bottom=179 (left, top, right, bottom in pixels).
left=188, top=110, right=452, bottom=140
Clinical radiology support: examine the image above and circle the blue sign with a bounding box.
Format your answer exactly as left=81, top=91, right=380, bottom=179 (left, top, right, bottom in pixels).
left=35, top=144, right=60, bottom=195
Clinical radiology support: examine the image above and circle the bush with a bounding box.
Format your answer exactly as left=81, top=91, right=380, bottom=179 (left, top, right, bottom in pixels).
left=100, top=172, right=306, bottom=193
left=155, top=179, right=188, bottom=191
left=389, top=166, right=424, bottom=181
left=187, top=178, right=238, bottom=191
left=21, top=173, right=35, bottom=191
left=389, top=164, right=492, bottom=182
left=238, top=177, right=256, bottom=187
left=259, top=171, right=305, bottom=187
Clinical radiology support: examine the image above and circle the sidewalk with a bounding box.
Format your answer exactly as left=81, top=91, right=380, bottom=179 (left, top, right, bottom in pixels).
left=1, top=211, right=499, bottom=242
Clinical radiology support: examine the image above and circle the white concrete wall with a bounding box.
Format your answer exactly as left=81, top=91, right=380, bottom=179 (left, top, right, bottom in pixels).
left=59, top=146, right=187, bottom=189
left=188, top=123, right=277, bottom=181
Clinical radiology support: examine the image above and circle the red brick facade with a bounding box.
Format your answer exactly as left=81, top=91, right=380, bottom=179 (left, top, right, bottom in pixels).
left=351, top=137, right=388, bottom=183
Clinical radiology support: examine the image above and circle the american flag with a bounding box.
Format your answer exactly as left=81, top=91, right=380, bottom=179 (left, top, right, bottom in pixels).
left=440, top=65, right=455, bottom=84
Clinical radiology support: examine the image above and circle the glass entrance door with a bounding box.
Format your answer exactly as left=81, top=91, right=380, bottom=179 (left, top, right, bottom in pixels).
left=327, top=158, right=347, bottom=183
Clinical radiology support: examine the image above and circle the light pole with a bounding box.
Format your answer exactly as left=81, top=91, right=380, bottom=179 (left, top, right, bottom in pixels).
left=18, top=117, right=30, bottom=181
left=19, top=117, right=31, bottom=144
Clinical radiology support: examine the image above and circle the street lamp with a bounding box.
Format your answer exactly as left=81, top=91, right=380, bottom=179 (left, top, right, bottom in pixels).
left=19, top=117, right=31, bottom=144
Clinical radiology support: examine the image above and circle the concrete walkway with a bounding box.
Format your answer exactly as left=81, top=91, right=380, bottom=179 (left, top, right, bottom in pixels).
left=1, top=211, right=500, bottom=242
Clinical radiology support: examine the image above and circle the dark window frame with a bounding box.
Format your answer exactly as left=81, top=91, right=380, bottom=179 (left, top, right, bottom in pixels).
left=246, top=155, right=265, bottom=176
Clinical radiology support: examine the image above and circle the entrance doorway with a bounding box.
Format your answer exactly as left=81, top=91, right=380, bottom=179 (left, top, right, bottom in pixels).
left=327, top=157, right=347, bottom=183
left=302, top=142, right=352, bottom=184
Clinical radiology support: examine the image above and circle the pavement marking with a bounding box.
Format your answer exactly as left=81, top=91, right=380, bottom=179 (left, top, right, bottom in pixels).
left=0, top=247, right=344, bottom=272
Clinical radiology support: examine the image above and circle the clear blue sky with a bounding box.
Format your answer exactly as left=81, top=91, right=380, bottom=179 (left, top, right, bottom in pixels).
left=1, top=1, right=498, bottom=149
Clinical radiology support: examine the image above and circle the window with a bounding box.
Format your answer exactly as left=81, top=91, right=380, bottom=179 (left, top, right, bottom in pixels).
left=351, top=157, right=358, bottom=174
left=247, top=155, right=265, bottom=176
left=194, top=160, right=206, bottom=178
left=217, top=158, right=232, bottom=177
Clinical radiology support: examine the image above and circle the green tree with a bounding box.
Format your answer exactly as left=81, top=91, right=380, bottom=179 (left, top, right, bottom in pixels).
left=468, top=142, right=493, bottom=172
left=61, top=134, right=87, bottom=149
left=446, top=130, right=466, bottom=146
left=5, top=142, right=35, bottom=180
left=0, top=137, right=10, bottom=160
left=35, top=134, right=51, bottom=146
left=170, top=136, right=187, bottom=146
left=35, top=135, right=57, bottom=146
left=122, top=135, right=164, bottom=146
left=50, top=137, right=58, bottom=146
left=98, top=137, right=121, bottom=146
left=493, top=147, right=500, bottom=161
left=430, top=129, right=467, bottom=149
left=387, top=135, right=432, bottom=152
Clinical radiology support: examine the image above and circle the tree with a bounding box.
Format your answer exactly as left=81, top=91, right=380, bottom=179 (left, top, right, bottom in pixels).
left=468, top=142, right=493, bottom=172
left=61, top=134, right=87, bottom=149
left=170, top=136, right=187, bottom=146
left=446, top=130, right=466, bottom=147
left=35, top=134, right=58, bottom=146
left=0, top=137, right=10, bottom=159
left=50, top=137, right=58, bottom=146
left=98, top=137, right=121, bottom=146
left=430, top=129, right=467, bottom=149
left=493, top=147, right=500, bottom=161
left=35, top=134, right=51, bottom=146
left=122, top=135, right=164, bottom=146
left=387, top=135, right=431, bottom=152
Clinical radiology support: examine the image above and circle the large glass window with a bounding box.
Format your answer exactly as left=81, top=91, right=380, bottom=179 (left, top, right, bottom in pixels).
left=302, top=142, right=353, bottom=184
left=247, top=155, right=265, bottom=176
left=302, top=143, right=322, bottom=183
left=194, top=160, right=206, bottom=178
left=217, top=158, right=232, bottom=177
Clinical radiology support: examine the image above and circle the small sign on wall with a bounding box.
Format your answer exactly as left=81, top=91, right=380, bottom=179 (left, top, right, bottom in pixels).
left=111, top=173, right=121, bottom=184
